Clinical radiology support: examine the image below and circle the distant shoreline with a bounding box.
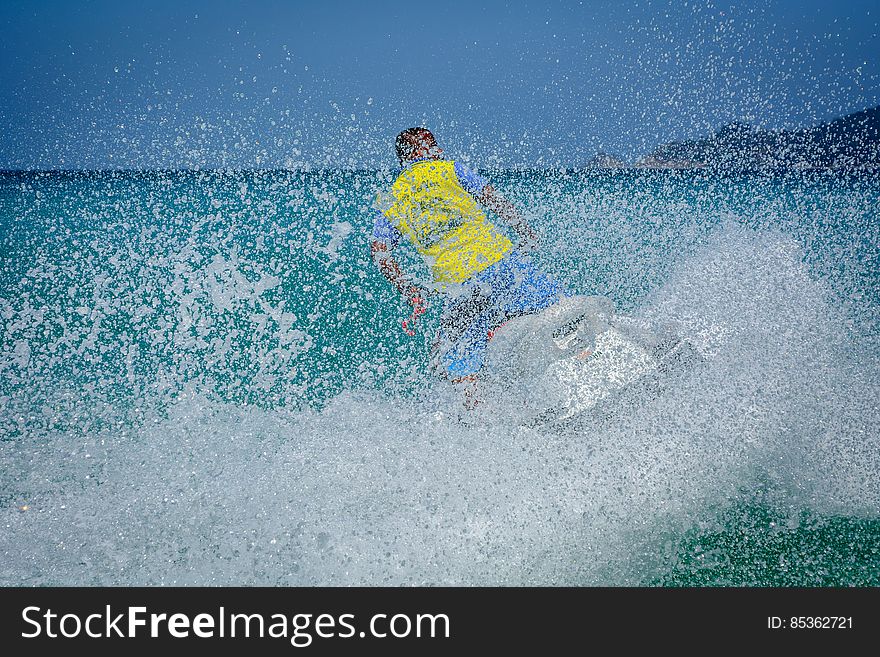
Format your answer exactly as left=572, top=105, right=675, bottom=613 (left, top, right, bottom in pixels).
left=590, top=106, right=879, bottom=172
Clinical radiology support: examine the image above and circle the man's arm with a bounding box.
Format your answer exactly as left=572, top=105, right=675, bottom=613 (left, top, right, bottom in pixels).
left=476, top=184, right=538, bottom=249
left=371, top=240, right=425, bottom=301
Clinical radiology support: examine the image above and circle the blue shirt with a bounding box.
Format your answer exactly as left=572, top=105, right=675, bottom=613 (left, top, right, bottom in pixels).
left=371, top=160, right=489, bottom=248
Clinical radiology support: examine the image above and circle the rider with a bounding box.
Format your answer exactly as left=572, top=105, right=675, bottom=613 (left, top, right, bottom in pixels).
left=370, top=127, right=568, bottom=406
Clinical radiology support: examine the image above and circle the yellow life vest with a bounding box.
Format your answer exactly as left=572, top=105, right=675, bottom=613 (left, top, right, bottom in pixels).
left=378, top=160, right=512, bottom=284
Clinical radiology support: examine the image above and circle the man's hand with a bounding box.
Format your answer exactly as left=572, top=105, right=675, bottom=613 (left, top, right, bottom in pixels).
left=407, top=288, right=429, bottom=310
left=402, top=291, right=429, bottom=336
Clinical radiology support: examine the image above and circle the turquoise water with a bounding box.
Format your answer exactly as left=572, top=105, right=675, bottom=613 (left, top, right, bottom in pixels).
left=1, top=169, right=878, bottom=585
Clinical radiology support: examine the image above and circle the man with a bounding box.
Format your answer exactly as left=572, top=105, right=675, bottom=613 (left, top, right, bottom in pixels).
left=370, top=127, right=567, bottom=407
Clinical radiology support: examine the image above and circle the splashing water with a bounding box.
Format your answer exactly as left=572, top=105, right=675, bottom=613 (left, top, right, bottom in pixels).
left=1, top=169, right=878, bottom=585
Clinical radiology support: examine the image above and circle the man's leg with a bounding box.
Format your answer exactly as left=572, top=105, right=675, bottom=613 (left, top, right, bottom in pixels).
left=438, top=306, right=499, bottom=410
left=434, top=252, right=569, bottom=410
left=451, top=373, right=481, bottom=410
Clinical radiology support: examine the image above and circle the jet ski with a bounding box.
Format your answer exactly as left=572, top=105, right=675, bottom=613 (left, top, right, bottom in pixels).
left=482, top=295, right=717, bottom=428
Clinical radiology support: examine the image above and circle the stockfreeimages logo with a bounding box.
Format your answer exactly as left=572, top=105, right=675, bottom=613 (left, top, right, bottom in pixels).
left=21, top=606, right=450, bottom=647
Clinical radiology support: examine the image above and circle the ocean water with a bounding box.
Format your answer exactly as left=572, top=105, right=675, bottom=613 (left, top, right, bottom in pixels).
left=0, top=168, right=878, bottom=586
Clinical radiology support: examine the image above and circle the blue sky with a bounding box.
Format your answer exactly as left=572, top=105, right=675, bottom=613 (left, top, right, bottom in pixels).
left=1, top=0, right=878, bottom=168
